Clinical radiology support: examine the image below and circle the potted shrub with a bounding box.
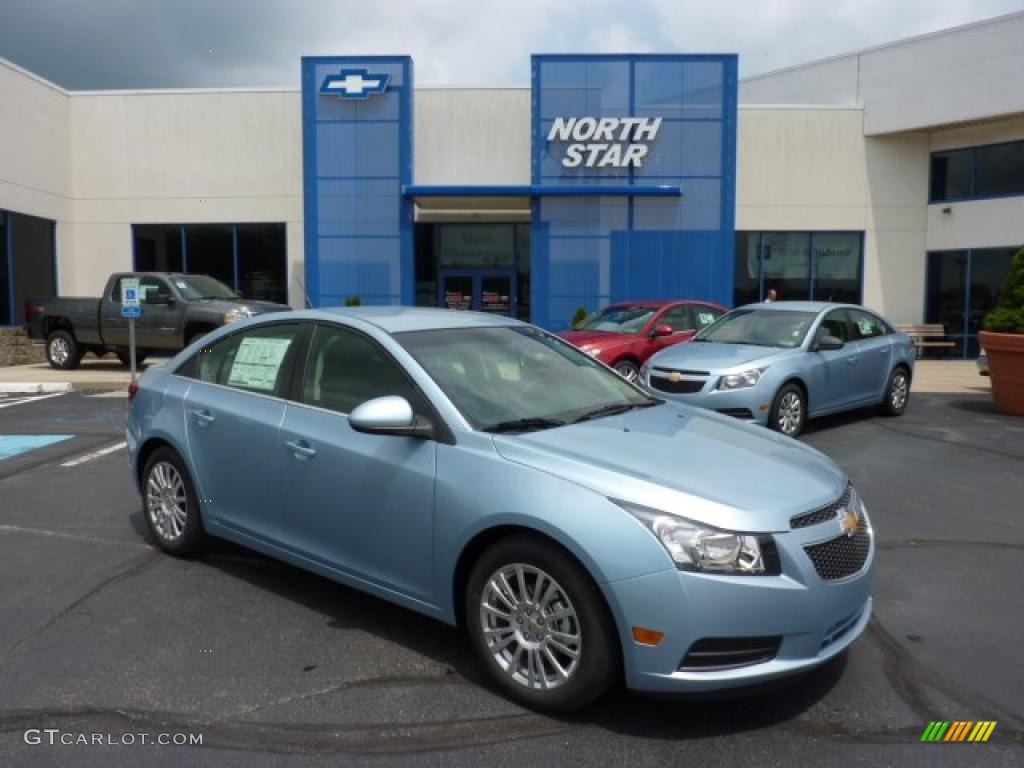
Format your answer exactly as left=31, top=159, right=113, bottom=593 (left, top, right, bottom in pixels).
left=345, top=296, right=363, bottom=307
left=571, top=306, right=588, bottom=328
left=979, top=246, right=1024, bottom=416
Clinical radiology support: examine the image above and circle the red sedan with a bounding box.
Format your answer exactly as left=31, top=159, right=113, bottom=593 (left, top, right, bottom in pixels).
left=557, top=300, right=728, bottom=381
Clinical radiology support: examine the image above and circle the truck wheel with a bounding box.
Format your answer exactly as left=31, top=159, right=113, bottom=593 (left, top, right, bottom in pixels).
left=45, top=330, right=82, bottom=370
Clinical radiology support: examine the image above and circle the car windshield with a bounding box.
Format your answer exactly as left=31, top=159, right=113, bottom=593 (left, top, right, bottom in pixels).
left=172, top=275, right=239, bottom=300
left=574, top=305, right=657, bottom=334
left=396, top=326, right=656, bottom=432
left=696, top=309, right=817, bottom=348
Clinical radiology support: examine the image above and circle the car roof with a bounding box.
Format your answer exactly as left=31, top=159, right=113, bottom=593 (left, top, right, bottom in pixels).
left=307, top=306, right=525, bottom=334
left=606, top=299, right=720, bottom=309
left=737, top=301, right=858, bottom=313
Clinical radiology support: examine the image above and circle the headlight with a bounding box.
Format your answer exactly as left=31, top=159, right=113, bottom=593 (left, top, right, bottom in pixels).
left=614, top=500, right=772, bottom=574
left=223, top=307, right=254, bottom=324
left=717, top=367, right=765, bottom=390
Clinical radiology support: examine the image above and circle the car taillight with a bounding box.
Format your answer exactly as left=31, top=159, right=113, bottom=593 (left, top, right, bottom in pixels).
left=24, top=303, right=45, bottom=323
left=128, top=382, right=139, bottom=402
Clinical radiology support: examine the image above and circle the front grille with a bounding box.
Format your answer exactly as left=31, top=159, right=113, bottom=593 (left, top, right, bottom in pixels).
left=821, top=605, right=865, bottom=649
left=680, top=635, right=782, bottom=671
left=716, top=407, right=754, bottom=419
left=650, top=377, right=705, bottom=394
left=791, top=485, right=852, bottom=529
left=803, top=517, right=871, bottom=581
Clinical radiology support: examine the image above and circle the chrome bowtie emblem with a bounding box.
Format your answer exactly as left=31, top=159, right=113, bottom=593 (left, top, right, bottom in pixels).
left=668, top=371, right=683, bottom=383
left=839, top=508, right=859, bottom=537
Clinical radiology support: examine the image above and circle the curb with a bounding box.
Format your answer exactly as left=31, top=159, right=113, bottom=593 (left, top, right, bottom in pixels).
left=0, top=382, right=72, bottom=395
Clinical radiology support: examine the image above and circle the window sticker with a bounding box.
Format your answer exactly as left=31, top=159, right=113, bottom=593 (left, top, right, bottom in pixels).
left=698, top=312, right=714, bottom=326
left=227, top=337, right=292, bottom=391
left=857, top=319, right=874, bottom=336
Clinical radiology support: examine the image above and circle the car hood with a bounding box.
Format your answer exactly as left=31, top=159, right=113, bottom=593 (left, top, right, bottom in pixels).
left=557, top=329, right=634, bottom=349
left=492, top=404, right=845, bottom=533
left=193, top=299, right=291, bottom=314
left=651, top=341, right=794, bottom=372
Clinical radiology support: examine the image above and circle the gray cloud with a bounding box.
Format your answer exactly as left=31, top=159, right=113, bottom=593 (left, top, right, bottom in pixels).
left=1, top=0, right=1022, bottom=90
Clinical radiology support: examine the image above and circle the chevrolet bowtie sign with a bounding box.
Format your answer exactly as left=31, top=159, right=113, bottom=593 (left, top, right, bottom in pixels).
left=547, top=116, right=663, bottom=168
left=320, top=69, right=390, bottom=99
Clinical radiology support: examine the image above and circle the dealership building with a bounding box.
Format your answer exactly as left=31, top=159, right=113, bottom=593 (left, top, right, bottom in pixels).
left=1, top=12, right=1023, bottom=356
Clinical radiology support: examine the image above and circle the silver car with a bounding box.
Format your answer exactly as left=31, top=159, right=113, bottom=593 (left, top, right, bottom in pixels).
left=640, top=302, right=915, bottom=436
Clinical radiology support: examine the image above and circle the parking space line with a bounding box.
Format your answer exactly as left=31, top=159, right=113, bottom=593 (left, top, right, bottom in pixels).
left=60, top=441, right=128, bottom=468
left=0, top=524, right=149, bottom=550
left=0, top=392, right=66, bottom=409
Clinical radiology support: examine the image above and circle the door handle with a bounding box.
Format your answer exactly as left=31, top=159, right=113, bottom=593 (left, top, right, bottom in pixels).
left=284, top=439, right=317, bottom=459
left=191, top=409, right=215, bottom=425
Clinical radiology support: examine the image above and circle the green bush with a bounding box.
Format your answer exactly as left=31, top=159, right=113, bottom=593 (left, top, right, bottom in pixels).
left=983, top=247, right=1024, bottom=334
left=571, top=306, right=588, bottom=328
left=345, top=296, right=363, bottom=307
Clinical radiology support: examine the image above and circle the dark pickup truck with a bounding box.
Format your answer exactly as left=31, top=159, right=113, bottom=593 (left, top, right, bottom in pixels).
left=26, top=272, right=290, bottom=370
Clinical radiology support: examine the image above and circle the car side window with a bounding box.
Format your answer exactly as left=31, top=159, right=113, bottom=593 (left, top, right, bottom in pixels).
left=658, top=305, right=695, bottom=333
left=695, top=305, right=723, bottom=329
left=179, top=323, right=300, bottom=397
left=819, top=310, right=852, bottom=342
left=110, top=277, right=124, bottom=303
left=301, top=325, right=423, bottom=415
left=848, top=309, right=888, bottom=340
left=139, top=277, right=172, bottom=304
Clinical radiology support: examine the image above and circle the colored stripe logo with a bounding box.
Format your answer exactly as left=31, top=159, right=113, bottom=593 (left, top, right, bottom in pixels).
left=921, top=721, right=997, bottom=742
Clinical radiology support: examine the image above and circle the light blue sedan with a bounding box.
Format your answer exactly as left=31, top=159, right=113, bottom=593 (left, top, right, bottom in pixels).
left=128, top=307, right=874, bottom=712
left=640, top=302, right=915, bottom=436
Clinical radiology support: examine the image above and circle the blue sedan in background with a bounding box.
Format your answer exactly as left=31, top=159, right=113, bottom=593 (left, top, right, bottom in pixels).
left=128, top=307, right=874, bottom=712
left=640, top=302, right=915, bottom=436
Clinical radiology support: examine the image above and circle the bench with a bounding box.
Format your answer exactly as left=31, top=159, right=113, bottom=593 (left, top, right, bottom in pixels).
left=897, top=324, right=956, bottom=358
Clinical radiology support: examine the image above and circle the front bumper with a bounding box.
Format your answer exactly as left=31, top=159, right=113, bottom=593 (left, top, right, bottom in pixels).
left=604, top=515, right=875, bottom=693
left=642, top=369, right=772, bottom=425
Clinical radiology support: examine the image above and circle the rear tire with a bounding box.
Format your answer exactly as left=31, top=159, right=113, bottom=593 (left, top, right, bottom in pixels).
left=769, top=382, right=806, bottom=437
left=465, top=535, right=618, bottom=713
left=142, top=447, right=207, bottom=556
left=45, top=330, right=82, bottom=370
left=879, top=366, right=911, bottom=417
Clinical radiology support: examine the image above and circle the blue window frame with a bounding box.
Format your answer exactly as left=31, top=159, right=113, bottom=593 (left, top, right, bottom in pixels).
left=930, top=139, right=1024, bottom=203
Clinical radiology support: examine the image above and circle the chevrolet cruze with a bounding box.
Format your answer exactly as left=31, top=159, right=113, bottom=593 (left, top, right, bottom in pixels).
left=128, top=307, right=875, bottom=712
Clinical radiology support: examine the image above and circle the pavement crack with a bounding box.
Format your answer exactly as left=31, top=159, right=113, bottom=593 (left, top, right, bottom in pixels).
left=868, top=419, right=1024, bottom=462
left=878, top=538, right=1024, bottom=551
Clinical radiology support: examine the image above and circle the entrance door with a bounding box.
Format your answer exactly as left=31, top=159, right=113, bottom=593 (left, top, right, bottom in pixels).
left=439, top=270, right=516, bottom=317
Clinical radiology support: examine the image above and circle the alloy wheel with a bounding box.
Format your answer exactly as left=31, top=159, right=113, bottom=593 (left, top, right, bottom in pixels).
left=778, top=391, right=803, bottom=435
left=479, top=563, right=582, bottom=690
left=146, top=461, right=188, bottom=541
left=890, top=372, right=909, bottom=411
left=614, top=361, right=639, bottom=382
left=49, top=337, right=70, bottom=366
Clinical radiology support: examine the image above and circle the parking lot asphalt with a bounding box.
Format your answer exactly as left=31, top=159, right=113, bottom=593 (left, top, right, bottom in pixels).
left=0, top=391, right=1021, bottom=767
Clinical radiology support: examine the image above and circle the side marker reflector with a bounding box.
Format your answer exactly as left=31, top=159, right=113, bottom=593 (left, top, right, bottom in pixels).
left=631, top=627, right=665, bottom=646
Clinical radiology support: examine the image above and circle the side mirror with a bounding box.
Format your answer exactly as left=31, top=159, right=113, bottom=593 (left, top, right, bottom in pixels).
left=650, top=324, right=674, bottom=338
left=814, top=334, right=845, bottom=352
left=349, top=396, right=434, bottom=439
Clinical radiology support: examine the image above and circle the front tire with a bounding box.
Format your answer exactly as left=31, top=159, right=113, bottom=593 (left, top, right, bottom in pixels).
left=613, top=359, right=640, bottom=382
left=770, top=382, right=806, bottom=437
left=879, top=366, right=911, bottom=417
left=465, top=535, right=618, bottom=713
left=142, top=447, right=207, bottom=556
left=45, top=330, right=82, bottom=370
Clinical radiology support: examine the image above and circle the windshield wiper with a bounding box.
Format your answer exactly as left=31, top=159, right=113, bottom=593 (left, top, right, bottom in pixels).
left=572, top=401, right=656, bottom=424
left=482, top=417, right=566, bottom=434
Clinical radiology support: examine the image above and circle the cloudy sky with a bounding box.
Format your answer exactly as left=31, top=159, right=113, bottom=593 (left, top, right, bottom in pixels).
left=1, top=0, right=1022, bottom=90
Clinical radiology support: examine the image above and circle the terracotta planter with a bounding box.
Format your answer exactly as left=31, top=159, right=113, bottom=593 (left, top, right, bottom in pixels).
left=979, top=331, right=1024, bottom=416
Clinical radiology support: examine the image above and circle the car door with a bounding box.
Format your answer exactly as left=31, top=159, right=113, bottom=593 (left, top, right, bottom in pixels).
left=136, top=276, right=186, bottom=350
left=808, top=309, right=862, bottom=413
left=278, top=323, right=438, bottom=603
left=181, top=321, right=304, bottom=545
left=101, top=276, right=131, bottom=347
left=847, top=309, right=893, bottom=402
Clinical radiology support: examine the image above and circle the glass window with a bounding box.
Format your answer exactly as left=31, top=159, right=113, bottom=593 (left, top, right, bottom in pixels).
left=968, top=247, right=1016, bottom=356
left=302, top=325, right=421, bottom=415
left=185, top=224, right=234, bottom=286
left=9, top=213, right=56, bottom=324
left=397, top=326, right=651, bottom=430
left=694, top=304, right=724, bottom=329
left=733, top=232, right=761, bottom=306
left=812, top=232, right=862, bottom=303
left=658, top=305, right=695, bottom=333
left=134, top=225, right=183, bottom=272
left=185, top=323, right=299, bottom=395
left=698, top=308, right=817, bottom=349
left=925, top=250, right=968, bottom=358
left=0, top=212, right=9, bottom=325
left=819, top=310, right=854, bottom=343
left=761, top=232, right=810, bottom=302
left=171, top=274, right=238, bottom=300
left=847, top=309, right=887, bottom=340
left=139, top=276, right=172, bottom=304
left=516, top=223, right=531, bottom=322
left=438, top=224, right=515, bottom=268
left=576, top=304, right=658, bottom=334
left=237, top=224, right=287, bottom=304
left=930, top=150, right=973, bottom=201
left=975, top=143, right=1024, bottom=198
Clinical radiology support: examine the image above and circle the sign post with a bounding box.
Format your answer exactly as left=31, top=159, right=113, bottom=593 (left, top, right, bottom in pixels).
left=120, top=278, right=142, bottom=385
